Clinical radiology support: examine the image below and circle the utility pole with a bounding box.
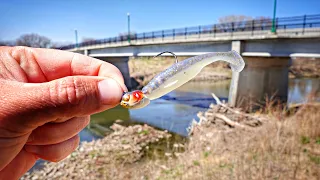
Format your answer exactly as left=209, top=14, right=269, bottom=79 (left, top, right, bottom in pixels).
left=271, top=0, right=277, bottom=33
left=74, top=29, right=78, bottom=48
left=127, top=13, right=131, bottom=44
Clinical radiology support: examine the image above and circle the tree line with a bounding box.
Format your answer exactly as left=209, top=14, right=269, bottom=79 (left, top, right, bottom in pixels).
left=0, top=33, right=67, bottom=48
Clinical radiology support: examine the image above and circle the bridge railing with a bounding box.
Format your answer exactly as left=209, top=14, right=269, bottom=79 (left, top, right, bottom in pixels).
left=59, top=14, right=320, bottom=50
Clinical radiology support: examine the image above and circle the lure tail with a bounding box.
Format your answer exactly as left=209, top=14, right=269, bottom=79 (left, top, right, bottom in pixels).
left=229, top=50, right=245, bottom=73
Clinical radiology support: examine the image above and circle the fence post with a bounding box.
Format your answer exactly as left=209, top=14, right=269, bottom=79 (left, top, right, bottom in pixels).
left=231, top=22, right=234, bottom=37
left=213, top=24, right=216, bottom=38
left=198, top=26, right=201, bottom=38
left=152, top=32, right=154, bottom=41
left=143, top=32, right=145, bottom=42
left=185, top=27, right=187, bottom=39
left=302, top=14, right=306, bottom=34
left=251, top=20, right=254, bottom=36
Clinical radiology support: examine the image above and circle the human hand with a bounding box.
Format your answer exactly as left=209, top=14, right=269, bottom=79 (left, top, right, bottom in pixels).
left=0, top=46, right=127, bottom=179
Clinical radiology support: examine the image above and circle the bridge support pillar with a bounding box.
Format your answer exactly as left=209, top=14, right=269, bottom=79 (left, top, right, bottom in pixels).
left=229, top=56, right=292, bottom=112
left=228, top=41, right=243, bottom=107
left=96, top=57, right=133, bottom=90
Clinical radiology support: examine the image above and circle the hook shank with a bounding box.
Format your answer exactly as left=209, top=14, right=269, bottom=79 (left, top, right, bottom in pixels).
left=153, top=51, right=178, bottom=64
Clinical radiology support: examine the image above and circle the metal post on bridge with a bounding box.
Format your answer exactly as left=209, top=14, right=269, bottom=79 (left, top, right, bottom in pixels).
left=271, top=0, right=277, bottom=33
left=251, top=20, right=255, bottom=36
left=231, top=22, right=234, bottom=37
left=185, top=27, right=187, bottom=39
left=162, top=30, right=164, bottom=41
left=173, top=29, right=175, bottom=40
left=127, top=13, right=131, bottom=44
left=74, top=29, right=78, bottom=48
left=302, top=15, right=306, bottom=34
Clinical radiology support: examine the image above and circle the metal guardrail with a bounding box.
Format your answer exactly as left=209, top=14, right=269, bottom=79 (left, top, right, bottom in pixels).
left=59, top=14, right=320, bottom=50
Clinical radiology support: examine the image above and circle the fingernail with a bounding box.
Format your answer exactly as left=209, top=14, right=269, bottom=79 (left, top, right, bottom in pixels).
left=98, top=78, right=123, bottom=105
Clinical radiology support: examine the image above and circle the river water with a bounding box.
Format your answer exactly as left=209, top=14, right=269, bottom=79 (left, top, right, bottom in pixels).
left=82, top=78, right=320, bottom=140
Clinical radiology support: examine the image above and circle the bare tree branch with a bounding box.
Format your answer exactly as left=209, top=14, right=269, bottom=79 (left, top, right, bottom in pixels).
left=16, top=33, right=51, bottom=48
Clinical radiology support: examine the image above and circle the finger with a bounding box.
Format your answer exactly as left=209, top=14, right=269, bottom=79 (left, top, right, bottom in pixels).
left=3, top=75, right=123, bottom=130
left=0, top=149, right=38, bottom=180
left=0, top=133, right=29, bottom=172
left=26, top=116, right=90, bottom=145
left=24, top=135, right=80, bottom=162
left=3, top=46, right=127, bottom=91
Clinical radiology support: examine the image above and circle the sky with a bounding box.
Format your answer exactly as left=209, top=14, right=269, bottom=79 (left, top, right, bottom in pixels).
left=1, top=0, right=319, bottom=44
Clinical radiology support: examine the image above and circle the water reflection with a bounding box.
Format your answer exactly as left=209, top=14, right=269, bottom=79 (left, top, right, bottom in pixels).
left=88, top=106, right=131, bottom=136
left=288, top=78, right=320, bottom=103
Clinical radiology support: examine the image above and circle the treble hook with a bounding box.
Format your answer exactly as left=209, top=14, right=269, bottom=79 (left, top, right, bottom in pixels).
left=153, top=51, right=178, bottom=64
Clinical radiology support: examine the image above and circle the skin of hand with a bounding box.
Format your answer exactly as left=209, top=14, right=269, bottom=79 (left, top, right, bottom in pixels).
left=0, top=46, right=128, bottom=179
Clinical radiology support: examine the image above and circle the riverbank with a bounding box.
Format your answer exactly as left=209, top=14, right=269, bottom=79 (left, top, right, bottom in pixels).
left=129, top=56, right=320, bottom=87
left=22, top=99, right=320, bottom=179
left=289, top=57, right=320, bottom=78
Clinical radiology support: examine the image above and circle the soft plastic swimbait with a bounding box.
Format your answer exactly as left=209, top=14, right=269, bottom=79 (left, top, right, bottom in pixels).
left=120, top=50, right=245, bottom=109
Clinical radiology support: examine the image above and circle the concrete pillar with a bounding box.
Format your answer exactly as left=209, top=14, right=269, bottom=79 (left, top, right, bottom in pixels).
left=97, top=57, right=133, bottom=90
left=231, top=40, right=242, bottom=53
left=228, top=41, right=242, bottom=107
left=231, top=56, right=292, bottom=111
left=84, top=49, right=88, bottom=56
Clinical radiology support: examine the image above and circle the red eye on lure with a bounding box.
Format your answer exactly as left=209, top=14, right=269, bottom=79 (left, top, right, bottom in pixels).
left=132, top=90, right=143, bottom=101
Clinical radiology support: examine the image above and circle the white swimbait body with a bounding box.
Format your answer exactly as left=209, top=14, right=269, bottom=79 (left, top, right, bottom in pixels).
left=120, top=50, right=245, bottom=109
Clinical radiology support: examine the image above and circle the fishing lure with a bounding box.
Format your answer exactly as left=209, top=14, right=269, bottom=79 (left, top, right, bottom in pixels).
left=120, top=50, right=245, bottom=109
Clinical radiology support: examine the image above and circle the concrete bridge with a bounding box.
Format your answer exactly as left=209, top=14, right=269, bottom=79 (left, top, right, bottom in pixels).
left=61, top=14, right=320, bottom=110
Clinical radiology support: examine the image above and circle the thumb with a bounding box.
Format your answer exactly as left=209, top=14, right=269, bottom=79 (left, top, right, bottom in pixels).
left=3, top=76, right=124, bottom=128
